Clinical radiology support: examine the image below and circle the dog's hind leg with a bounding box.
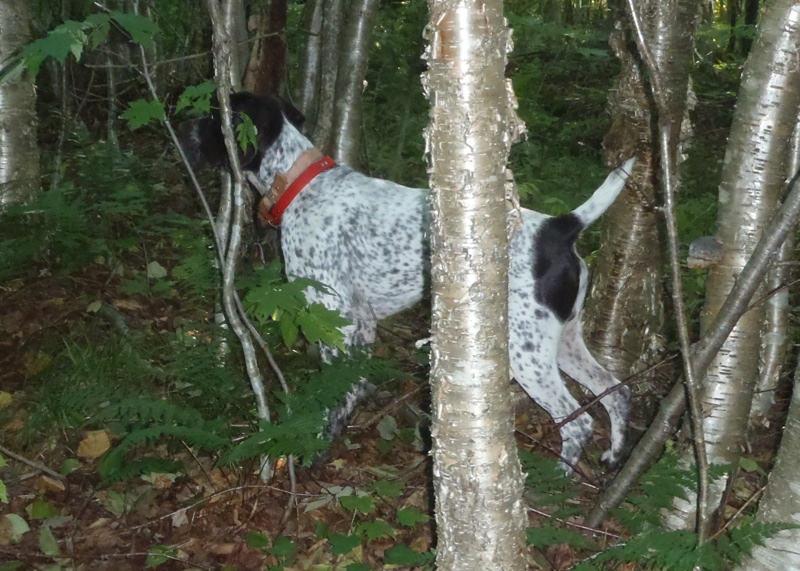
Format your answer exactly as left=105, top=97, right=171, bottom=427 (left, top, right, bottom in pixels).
left=557, top=314, right=630, bottom=466
left=509, top=309, right=595, bottom=471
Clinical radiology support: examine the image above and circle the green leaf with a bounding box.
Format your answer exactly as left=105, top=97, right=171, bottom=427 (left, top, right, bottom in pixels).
left=27, top=498, right=57, bottom=520
left=236, top=112, right=259, bottom=156
left=346, top=563, right=371, bottom=571
left=384, top=544, right=435, bottom=566
left=111, top=11, right=159, bottom=47
left=22, top=20, right=89, bottom=76
left=122, top=99, right=166, bottom=130
left=298, top=303, right=349, bottom=349
left=526, top=525, right=594, bottom=549
left=356, top=519, right=395, bottom=542
left=38, top=525, right=60, bottom=557
left=177, top=82, right=217, bottom=113
left=739, top=457, right=765, bottom=476
left=3, top=514, right=29, bottom=543
left=396, top=508, right=429, bottom=527
left=61, top=459, right=80, bottom=476
left=0, top=480, right=6, bottom=504
left=245, top=530, right=270, bottom=549
left=146, top=544, right=176, bottom=567
left=339, top=494, right=375, bottom=514
left=279, top=314, right=300, bottom=348
left=372, top=479, right=404, bottom=498
left=85, top=14, right=111, bottom=48
left=376, top=415, right=398, bottom=441
left=327, top=533, right=361, bottom=555
left=147, top=260, right=168, bottom=279
left=268, top=535, right=296, bottom=559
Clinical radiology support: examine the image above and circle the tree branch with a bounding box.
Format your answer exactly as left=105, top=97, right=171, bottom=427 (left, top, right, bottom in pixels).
left=586, top=166, right=800, bottom=528
left=622, top=0, right=709, bottom=541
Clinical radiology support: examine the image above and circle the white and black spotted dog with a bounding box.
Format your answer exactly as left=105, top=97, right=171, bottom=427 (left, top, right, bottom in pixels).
left=181, top=92, right=634, bottom=470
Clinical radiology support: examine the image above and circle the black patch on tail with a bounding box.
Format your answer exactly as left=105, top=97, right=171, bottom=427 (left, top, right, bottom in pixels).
left=532, top=213, right=585, bottom=322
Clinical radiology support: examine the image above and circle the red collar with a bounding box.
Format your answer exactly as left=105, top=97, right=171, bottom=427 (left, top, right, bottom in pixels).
left=257, top=154, right=336, bottom=226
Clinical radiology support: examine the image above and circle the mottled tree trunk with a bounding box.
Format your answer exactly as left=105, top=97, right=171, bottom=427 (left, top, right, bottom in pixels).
left=329, top=0, right=378, bottom=166
left=297, top=0, right=324, bottom=119
left=585, top=0, right=697, bottom=414
left=424, top=0, right=526, bottom=567
left=0, top=0, right=40, bottom=209
left=666, top=0, right=800, bottom=531
left=734, top=356, right=800, bottom=570
left=749, top=113, right=799, bottom=426
left=243, top=0, right=288, bottom=96
left=310, top=0, right=345, bottom=150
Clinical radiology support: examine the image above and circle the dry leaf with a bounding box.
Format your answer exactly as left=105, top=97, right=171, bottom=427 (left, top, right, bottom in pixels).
left=77, top=430, right=111, bottom=460
left=113, top=298, right=145, bottom=311
left=33, top=475, right=66, bottom=495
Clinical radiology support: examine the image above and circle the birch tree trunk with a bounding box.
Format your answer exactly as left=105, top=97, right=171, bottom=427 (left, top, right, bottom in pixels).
left=0, top=0, right=40, bottom=209
left=424, top=0, right=526, bottom=568
left=329, top=0, right=379, bottom=166
left=585, top=0, right=697, bottom=411
left=310, top=0, right=345, bottom=150
left=297, top=0, right=324, bottom=118
left=734, top=357, right=800, bottom=570
left=666, top=0, right=800, bottom=530
left=749, top=114, right=799, bottom=426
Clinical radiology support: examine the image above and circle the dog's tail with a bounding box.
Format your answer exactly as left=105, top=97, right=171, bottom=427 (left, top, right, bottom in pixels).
left=571, top=157, right=636, bottom=228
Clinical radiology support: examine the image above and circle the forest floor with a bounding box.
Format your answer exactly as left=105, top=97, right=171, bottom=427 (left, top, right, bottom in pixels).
left=0, top=252, right=629, bottom=570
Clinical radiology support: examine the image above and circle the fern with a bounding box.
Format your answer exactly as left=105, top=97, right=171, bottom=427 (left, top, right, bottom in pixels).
left=99, top=423, right=231, bottom=482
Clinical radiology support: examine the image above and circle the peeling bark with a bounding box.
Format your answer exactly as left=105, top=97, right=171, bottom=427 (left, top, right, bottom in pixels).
left=0, top=0, right=40, bottom=209
left=586, top=0, right=697, bottom=414
left=667, top=0, right=800, bottom=531
left=734, top=358, right=800, bottom=570
left=423, top=0, right=526, bottom=567
left=750, top=115, right=800, bottom=427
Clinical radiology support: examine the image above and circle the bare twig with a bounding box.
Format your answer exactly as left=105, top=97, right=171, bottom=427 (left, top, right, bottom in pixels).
left=623, top=0, right=710, bottom=542
left=586, top=166, right=800, bottom=528
left=0, top=444, right=65, bottom=481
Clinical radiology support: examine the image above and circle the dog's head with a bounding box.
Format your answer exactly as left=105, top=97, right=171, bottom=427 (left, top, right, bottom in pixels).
left=178, top=92, right=305, bottom=172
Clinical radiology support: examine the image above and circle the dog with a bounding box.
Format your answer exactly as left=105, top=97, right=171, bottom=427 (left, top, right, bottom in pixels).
left=180, top=92, right=634, bottom=470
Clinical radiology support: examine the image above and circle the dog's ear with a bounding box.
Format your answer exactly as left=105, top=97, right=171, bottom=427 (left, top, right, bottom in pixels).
left=280, top=101, right=306, bottom=130
left=179, top=92, right=291, bottom=172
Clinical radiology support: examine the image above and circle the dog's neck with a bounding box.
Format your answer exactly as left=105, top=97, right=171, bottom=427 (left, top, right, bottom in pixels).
left=257, top=119, right=316, bottom=185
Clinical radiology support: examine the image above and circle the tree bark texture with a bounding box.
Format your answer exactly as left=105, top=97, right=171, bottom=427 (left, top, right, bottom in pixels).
left=0, top=0, right=40, bottom=209
left=310, top=0, right=345, bottom=151
left=243, top=0, right=288, bottom=96
left=329, top=0, right=379, bottom=166
left=667, top=0, right=800, bottom=530
left=586, top=0, right=697, bottom=412
left=297, top=0, right=324, bottom=118
left=750, top=112, right=800, bottom=426
left=423, top=0, right=526, bottom=568
left=734, top=359, right=800, bottom=570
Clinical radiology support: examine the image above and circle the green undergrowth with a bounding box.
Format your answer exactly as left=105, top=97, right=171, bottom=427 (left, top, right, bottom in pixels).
left=522, top=449, right=790, bottom=570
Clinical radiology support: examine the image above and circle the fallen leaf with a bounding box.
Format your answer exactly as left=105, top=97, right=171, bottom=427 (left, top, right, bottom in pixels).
left=0, top=514, right=30, bottom=545
left=0, top=392, right=11, bottom=410
left=77, top=430, right=111, bottom=460
left=113, top=298, right=145, bottom=311
left=33, top=476, right=66, bottom=495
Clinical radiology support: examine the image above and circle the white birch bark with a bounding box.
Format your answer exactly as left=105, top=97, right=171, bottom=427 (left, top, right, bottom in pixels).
left=423, top=0, right=526, bottom=568
left=0, top=0, right=40, bottom=209
left=666, top=0, right=800, bottom=531
left=734, top=360, right=800, bottom=570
